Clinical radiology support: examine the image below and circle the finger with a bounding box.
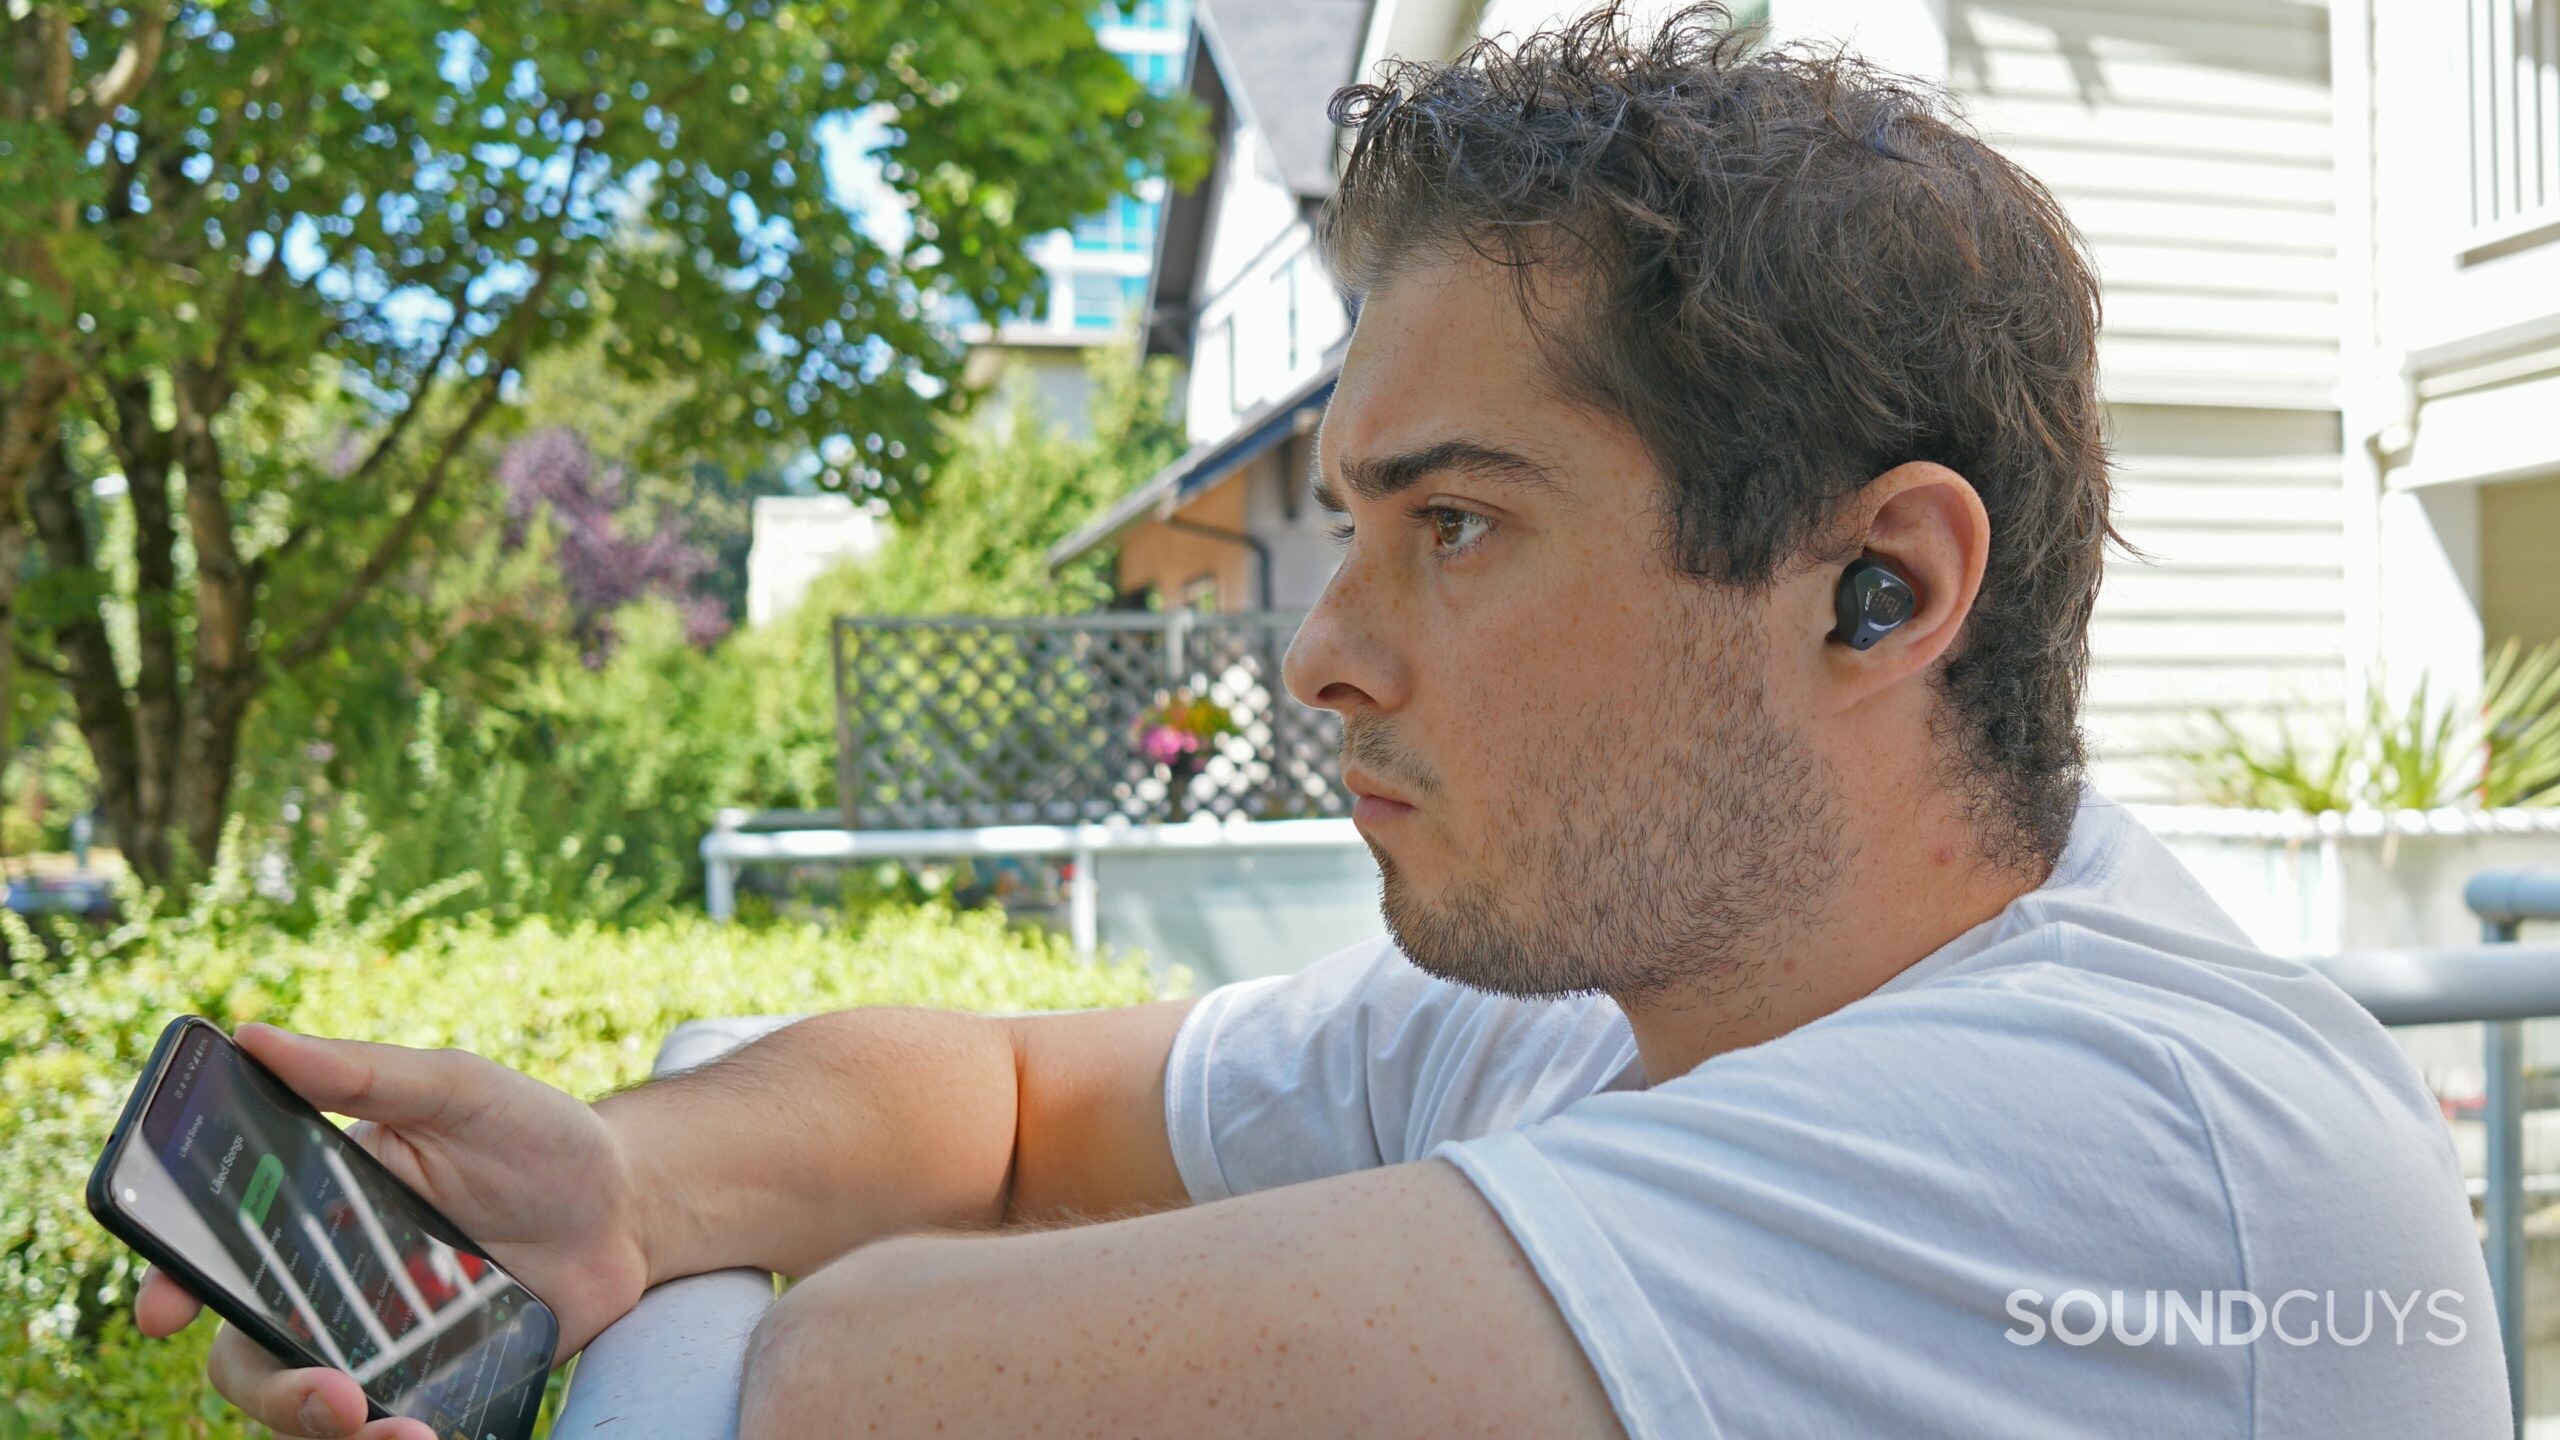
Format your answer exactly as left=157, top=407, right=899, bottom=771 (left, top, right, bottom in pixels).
left=205, top=1322, right=367, bottom=1436
left=342, top=1117, right=388, bottom=1161
left=134, top=1265, right=204, bottom=1337
left=235, top=1024, right=485, bottom=1130
left=354, top=1420, right=439, bottom=1440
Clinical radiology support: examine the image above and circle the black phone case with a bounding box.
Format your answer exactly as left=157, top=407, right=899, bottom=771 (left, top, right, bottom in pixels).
left=85, top=1015, right=560, bottom=1435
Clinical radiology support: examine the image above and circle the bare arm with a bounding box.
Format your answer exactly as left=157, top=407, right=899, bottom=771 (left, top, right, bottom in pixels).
left=598, top=996, right=1203, bottom=1284
left=736, top=1160, right=1626, bottom=1439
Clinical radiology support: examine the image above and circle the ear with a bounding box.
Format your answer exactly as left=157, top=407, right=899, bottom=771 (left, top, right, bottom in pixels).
left=1809, top=461, right=1990, bottom=712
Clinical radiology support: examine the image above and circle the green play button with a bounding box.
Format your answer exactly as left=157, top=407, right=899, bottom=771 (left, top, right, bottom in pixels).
left=239, top=1154, right=283, bottom=1228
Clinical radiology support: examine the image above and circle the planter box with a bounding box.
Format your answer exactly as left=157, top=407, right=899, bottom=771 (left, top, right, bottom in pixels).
left=1094, top=842, right=1384, bottom=989
left=2139, top=804, right=2560, bottom=956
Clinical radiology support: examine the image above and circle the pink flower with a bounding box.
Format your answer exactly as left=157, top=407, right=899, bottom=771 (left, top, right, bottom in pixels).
left=1139, top=725, right=1201, bottom=765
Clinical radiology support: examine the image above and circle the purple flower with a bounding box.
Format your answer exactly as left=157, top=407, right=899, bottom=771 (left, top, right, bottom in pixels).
left=497, top=427, right=732, bottom=660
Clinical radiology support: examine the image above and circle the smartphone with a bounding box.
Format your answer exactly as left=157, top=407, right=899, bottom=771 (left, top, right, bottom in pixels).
left=87, top=1016, right=559, bottom=1440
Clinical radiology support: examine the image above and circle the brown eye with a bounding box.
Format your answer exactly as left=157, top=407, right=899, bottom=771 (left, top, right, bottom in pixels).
left=1424, top=507, right=1491, bottom=556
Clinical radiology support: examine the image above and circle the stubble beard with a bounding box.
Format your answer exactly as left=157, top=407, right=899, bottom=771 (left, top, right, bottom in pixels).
left=1369, top=603, right=1850, bottom=1012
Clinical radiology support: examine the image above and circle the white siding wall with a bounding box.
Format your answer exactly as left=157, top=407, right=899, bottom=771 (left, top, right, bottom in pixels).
left=1948, top=0, right=2341, bottom=406
left=2359, top=0, right=2560, bottom=702
left=1243, top=429, right=1349, bottom=610
left=1184, top=109, right=1346, bottom=444
left=2087, top=404, right=2349, bottom=801
left=1947, top=0, right=2352, bottom=802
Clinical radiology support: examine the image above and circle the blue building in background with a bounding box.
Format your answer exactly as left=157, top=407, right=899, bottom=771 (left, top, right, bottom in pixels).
left=954, top=0, right=1195, bottom=437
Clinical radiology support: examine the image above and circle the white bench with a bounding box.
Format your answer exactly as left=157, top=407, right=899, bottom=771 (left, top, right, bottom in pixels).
left=548, top=1016, right=798, bottom=1440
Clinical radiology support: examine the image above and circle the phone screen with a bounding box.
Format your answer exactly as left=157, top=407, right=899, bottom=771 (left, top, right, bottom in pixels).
left=108, top=1024, right=555, bottom=1440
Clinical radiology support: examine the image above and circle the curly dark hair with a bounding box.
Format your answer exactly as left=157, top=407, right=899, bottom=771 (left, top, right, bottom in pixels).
left=1318, top=1, right=2119, bottom=875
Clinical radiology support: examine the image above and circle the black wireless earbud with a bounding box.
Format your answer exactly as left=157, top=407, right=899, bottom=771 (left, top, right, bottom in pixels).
left=1831, top=557, right=1916, bottom=651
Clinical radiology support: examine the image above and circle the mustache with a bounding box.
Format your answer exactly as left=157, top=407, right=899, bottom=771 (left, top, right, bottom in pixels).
left=1339, top=718, right=1441, bottom=798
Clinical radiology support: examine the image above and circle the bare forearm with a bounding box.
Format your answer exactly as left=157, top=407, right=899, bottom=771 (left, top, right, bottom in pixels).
left=595, top=1006, right=1020, bottom=1283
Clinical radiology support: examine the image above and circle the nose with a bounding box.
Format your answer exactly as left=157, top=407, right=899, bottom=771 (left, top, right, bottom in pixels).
left=1283, top=551, right=1409, bottom=719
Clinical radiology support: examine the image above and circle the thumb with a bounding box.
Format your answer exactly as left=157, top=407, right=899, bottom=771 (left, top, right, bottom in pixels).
left=234, top=1024, right=482, bottom=1130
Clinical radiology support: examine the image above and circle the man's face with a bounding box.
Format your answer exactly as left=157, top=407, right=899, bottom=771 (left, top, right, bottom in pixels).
left=1284, top=254, right=1848, bottom=1008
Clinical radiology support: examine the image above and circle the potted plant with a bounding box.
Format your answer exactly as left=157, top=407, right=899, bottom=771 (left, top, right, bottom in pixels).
left=1134, top=688, right=1238, bottom=821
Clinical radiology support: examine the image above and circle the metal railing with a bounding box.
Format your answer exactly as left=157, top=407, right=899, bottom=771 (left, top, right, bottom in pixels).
left=2306, top=866, right=2560, bottom=1436
left=2470, top=865, right=2560, bottom=1433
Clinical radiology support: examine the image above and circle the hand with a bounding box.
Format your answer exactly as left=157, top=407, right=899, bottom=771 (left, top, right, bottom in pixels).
left=132, top=1024, right=654, bottom=1439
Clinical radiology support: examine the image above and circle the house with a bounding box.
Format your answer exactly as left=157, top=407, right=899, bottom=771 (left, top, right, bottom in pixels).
left=743, top=495, right=888, bottom=627
left=2351, top=0, right=2560, bottom=691
left=1046, top=0, right=1372, bottom=615
left=747, top=2, right=1199, bottom=626
left=1054, top=0, right=2560, bottom=803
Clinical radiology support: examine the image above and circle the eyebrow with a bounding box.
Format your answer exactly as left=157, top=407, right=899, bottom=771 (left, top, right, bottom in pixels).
left=1310, top=438, right=1574, bottom=514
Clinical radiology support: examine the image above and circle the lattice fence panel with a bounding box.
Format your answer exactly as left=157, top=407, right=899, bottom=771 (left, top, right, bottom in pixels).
left=834, top=613, right=1345, bottom=829
left=1177, top=615, right=1348, bottom=821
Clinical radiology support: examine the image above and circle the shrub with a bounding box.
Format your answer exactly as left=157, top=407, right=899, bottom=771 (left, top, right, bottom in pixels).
left=2176, top=639, right=2560, bottom=812
left=0, top=896, right=1174, bottom=1437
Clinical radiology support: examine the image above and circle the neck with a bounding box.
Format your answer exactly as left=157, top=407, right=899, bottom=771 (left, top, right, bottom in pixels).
left=1616, top=785, right=2049, bottom=1086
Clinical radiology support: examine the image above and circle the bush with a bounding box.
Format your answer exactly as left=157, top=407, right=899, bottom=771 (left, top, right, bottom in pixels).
left=0, top=893, right=1175, bottom=1437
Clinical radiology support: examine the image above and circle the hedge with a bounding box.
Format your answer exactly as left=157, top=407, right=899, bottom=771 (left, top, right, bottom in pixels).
left=0, top=903, right=1173, bottom=1437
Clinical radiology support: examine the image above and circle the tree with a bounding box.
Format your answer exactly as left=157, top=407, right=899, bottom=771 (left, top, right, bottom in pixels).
left=0, top=0, right=1206, bottom=881
left=821, top=341, right=1190, bottom=619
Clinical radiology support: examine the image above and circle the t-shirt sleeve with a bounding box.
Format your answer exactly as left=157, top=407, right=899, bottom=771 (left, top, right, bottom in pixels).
left=1428, top=976, right=2258, bottom=1440
left=1161, top=934, right=1433, bottom=1203
left=1162, top=934, right=1638, bottom=1204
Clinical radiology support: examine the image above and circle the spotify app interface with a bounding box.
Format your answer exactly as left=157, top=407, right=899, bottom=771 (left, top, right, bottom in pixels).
left=133, top=1027, right=553, bottom=1440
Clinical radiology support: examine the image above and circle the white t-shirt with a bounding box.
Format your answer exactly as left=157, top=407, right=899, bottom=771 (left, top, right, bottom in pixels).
left=1163, top=787, right=2509, bottom=1438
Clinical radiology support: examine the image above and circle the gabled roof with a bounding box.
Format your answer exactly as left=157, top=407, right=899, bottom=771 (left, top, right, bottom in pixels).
left=1141, top=1, right=1372, bottom=362
left=1047, top=338, right=1347, bottom=570
left=1200, top=0, right=1373, bottom=201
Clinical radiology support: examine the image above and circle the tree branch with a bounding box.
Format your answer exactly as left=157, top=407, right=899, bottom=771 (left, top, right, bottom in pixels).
left=93, top=373, right=182, bottom=841
left=22, top=439, right=145, bottom=853
left=68, top=3, right=170, bottom=131
left=274, top=105, right=603, bottom=670
left=13, top=645, right=70, bottom=683
left=274, top=252, right=570, bottom=672
left=334, top=298, right=475, bottom=492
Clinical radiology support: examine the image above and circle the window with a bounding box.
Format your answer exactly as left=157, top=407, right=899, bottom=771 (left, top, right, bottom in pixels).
left=1280, top=257, right=1300, bottom=372
left=1070, top=271, right=1147, bottom=330
left=1119, top=48, right=1185, bottom=95
left=1224, top=312, right=1241, bottom=413
left=1180, top=573, right=1219, bottom=614
left=1071, top=193, right=1158, bottom=253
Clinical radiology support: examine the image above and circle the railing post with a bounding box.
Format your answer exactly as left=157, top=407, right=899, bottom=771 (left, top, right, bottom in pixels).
left=2483, top=945, right=2525, bottom=1438
left=703, top=809, right=742, bottom=923
left=2466, top=863, right=2560, bottom=1439
left=1070, top=841, right=1098, bottom=962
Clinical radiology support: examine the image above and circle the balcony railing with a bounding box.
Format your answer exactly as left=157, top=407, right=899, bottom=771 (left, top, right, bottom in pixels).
left=2468, top=0, right=2560, bottom=240
left=829, top=611, right=1345, bottom=831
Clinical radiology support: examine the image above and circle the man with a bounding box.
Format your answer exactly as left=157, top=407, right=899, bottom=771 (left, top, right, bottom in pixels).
left=140, top=5, right=2507, bottom=1435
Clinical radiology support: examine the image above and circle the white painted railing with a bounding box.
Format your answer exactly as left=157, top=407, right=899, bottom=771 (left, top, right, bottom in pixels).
left=2469, top=0, right=2560, bottom=236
